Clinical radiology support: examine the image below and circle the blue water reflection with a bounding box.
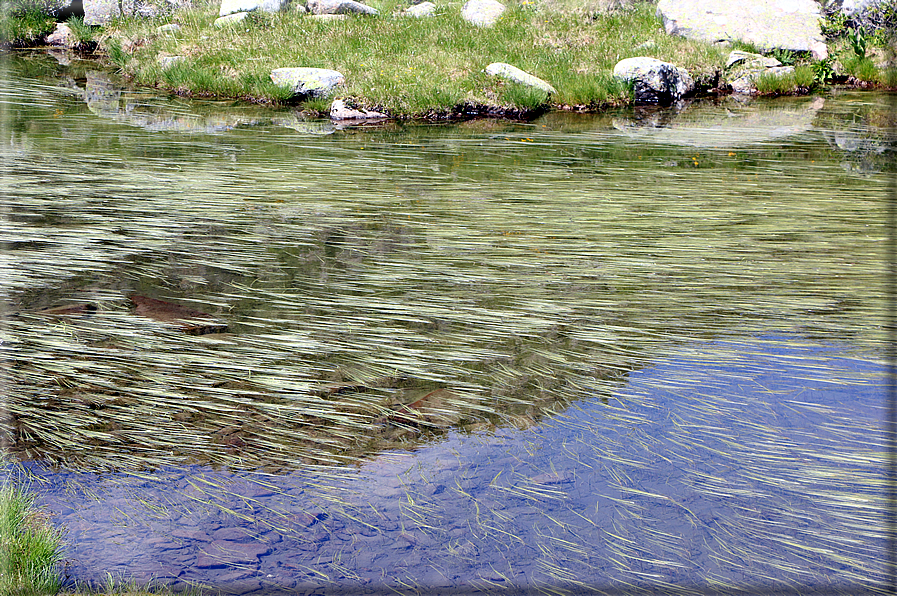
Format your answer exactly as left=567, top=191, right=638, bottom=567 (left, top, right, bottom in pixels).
left=21, top=336, right=888, bottom=595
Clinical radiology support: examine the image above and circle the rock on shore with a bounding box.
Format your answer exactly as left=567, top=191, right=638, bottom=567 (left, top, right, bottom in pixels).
left=656, top=0, right=828, bottom=59
left=485, top=63, right=557, bottom=95
left=270, top=67, right=346, bottom=98
left=461, top=0, right=506, bottom=26
left=613, top=57, right=694, bottom=105
left=307, top=0, right=380, bottom=15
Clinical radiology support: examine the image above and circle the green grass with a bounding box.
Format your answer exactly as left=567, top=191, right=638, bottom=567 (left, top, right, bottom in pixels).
left=66, top=573, right=209, bottom=596
left=99, top=0, right=726, bottom=115
left=0, top=1, right=55, bottom=45
left=65, top=16, right=96, bottom=43
left=0, top=484, right=64, bottom=596
left=754, top=65, right=815, bottom=94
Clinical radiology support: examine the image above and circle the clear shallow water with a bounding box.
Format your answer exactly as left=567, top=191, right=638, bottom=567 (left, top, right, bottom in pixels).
left=1, top=51, right=895, bottom=594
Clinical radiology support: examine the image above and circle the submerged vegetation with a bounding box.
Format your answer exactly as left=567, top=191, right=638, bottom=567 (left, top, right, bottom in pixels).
left=0, top=35, right=893, bottom=595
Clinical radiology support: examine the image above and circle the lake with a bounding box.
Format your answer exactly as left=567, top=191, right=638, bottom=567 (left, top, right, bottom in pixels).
left=1, top=50, right=894, bottom=595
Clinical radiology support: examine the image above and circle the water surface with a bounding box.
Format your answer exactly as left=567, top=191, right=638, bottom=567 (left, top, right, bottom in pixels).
left=1, top=51, right=894, bottom=594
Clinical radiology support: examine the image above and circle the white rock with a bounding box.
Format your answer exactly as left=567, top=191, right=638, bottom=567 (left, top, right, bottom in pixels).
left=214, top=11, right=250, bottom=26
left=403, top=1, right=436, bottom=16
left=330, top=99, right=387, bottom=120
left=271, top=67, right=346, bottom=97
left=84, top=0, right=120, bottom=25
left=484, top=63, right=556, bottom=95
left=307, top=0, right=379, bottom=15
left=156, top=23, right=181, bottom=33
left=725, top=50, right=781, bottom=69
left=461, top=0, right=505, bottom=26
left=219, top=0, right=287, bottom=16
left=46, top=23, right=77, bottom=47
left=656, top=0, right=828, bottom=59
left=158, top=55, right=185, bottom=69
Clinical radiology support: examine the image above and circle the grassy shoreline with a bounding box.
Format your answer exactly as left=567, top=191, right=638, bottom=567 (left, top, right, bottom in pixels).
left=3, top=0, right=893, bottom=118
left=2, top=0, right=896, bottom=118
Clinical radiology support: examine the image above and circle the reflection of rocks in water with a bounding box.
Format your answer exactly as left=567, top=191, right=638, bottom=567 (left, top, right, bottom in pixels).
left=820, top=100, right=895, bottom=177
left=823, top=129, right=891, bottom=176
left=612, top=96, right=826, bottom=148
left=271, top=114, right=335, bottom=135
left=85, top=70, right=123, bottom=118
left=82, top=71, right=335, bottom=135
left=611, top=99, right=691, bottom=130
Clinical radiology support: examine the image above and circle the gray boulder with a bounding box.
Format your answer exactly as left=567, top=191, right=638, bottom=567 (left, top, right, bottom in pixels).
left=485, top=63, right=557, bottom=95
left=220, top=0, right=288, bottom=16
left=85, top=0, right=188, bottom=24
left=307, top=0, right=379, bottom=14
left=656, top=0, right=828, bottom=59
left=612, top=57, right=694, bottom=105
left=461, top=0, right=505, bottom=26
left=270, top=67, right=346, bottom=97
left=84, top=0, right=119, bottom=24
left=828, top=0, right=893, bottom=31
left=725, top=50, right=793, bottom=94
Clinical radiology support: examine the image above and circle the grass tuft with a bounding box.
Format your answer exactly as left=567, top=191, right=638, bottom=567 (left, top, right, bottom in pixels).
left=65, top=16, right=95, bottom=43
left=0, top=483, right=64, bottom=596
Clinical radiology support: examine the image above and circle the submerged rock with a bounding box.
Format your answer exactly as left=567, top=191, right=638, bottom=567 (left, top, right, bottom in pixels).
left=129, top=295, right=228, bottom=335
left=270, top=67, right=346, bottom=98
left=656, top=0, right=828, bottom=59
left=612, top=57, right=694, bottom=105
left=35, top=303, right=98, bottom=318
left=306, top=0, right=380, bottom=15
left=485, top=62, right=557, bottom=95
left=461, top=0, right=505, bottom=26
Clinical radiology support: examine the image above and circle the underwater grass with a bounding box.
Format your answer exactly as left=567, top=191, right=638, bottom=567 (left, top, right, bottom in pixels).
left=0, top=483, right=64, bottom=595
left=2, top=57, right=893, bottom=590
left=100, top=0, right=726, bottom=113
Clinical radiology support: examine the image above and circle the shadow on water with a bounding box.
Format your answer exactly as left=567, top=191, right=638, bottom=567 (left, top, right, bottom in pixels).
left=1, top=50, right=894, bottom=594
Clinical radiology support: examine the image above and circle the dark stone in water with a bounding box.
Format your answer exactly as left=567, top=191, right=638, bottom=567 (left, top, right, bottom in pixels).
left=196, top=540, right=272, bottom=567
left=128, top=294, right=228, bottom=335
left=35, top=303, right=97, bottom=317
left=212, top=526, right=254, bottom=542
left=170, top=527, right=213, bottom=542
